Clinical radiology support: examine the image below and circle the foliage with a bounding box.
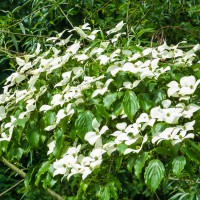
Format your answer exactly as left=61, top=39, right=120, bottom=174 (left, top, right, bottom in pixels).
left=0, top=19, right=200, bottom=199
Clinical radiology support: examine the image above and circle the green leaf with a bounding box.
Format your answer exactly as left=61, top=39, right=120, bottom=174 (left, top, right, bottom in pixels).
left=75, top=110, right=94, bottom=141
left=10, top=34, right=18, bottom=51
left=153, top=90, right=166, bottom=105
left=16, top=118, right=27, bottom=128
left=187, top=140, right=200, bottom=153
left=103, top=93, right=118, bottom=109
left=95, top=104, right=110, bottom=123
left=116, top=157, right=123, bottom=172
left=138, top=93, right=153, bottom=112
left=80, top=181, right=89, bottom=194
left=153, top=147, right=172, bottom=156
left=144, top=159, right=165, bottom=192
left=152, top=122, right=168, bottom=136
left=134, top=152, right=149, bottom=178
left=117, top=143, right=127, bottom=155
left=35, top=161, right=50, bottom=186
left=113, top=102, right=123, bottom=117
left=136, top=28, right=155, bottom=38
left=99, top=186, right=110, bottom=200
left=181, top=146, right=199, bottom=163
left=26, top=124, right=40, bottom=147
left=107, top=182, right=118, bottom=200
left=53, top=129, right=64, bottom=158
left=123, top=91, right=140, bottom=121
left=45, top=111, right=56, bottom=125
left=25, top=167, right=37, bottom=188
left=127, top=157, right=135, bottom=173
left=19, top=23, right=26, bottom=34
left=7, top=148, right=23, bottom=161
left=172, top=156, right=186, bottom=176
left=43, top=173, right=57, bottom=189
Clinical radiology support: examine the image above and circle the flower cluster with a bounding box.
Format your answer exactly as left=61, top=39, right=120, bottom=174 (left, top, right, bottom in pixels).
left=0, top=21, right=200, bottom=182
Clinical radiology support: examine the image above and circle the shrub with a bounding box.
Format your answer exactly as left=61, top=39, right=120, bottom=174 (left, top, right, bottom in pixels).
left=0, top=21, right=200, bottom=199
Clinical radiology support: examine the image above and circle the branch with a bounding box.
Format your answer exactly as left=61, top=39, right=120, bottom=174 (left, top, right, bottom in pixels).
left=0, top=156, right=64, bottom=200
left=0, top=30, right=49, bottom=39
left=53, top=0, right=74, bottom=29
left=160, top=26, right=200, bottom=39
left=0, top=179, right=24, bottom=197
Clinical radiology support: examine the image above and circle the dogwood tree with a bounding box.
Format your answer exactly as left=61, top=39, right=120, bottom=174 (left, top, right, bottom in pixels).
left=0, top=21, right=200, bottom=199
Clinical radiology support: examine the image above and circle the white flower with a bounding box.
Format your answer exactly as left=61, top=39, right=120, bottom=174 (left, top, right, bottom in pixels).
left=107, top=21, right=125, bottom=35
left=0, top=132, right=12, bottom=142
left=122, top=62, right=139, bottom=74
left=167, top=81, right=180, bottom=97
left=122, top=80, right=141, bottom=89
left=92, top=79, right=113, bottom=98
left=87, top=30, right=100, bottom=40
left=66, top=41, right=80, bottom=54
left=0, top=106, right=6, bottom=121
left=111, top=33, right=125, bottom=43
left=84, top=119, right=108, bottom=145
left=47, top=140, right=55, bottom=155
left=5, top=72, right=26, bottom=86
left=81, top=23, right=91, bottom=30
left=53, top=155, right=76, bottom=176
left=167, top=76, right=200, bottom=98
left=162, top=108, right=182, bottom=124
left=179, top=76, right=200, bottom=96
left=150, top=106, right=163, bottom=120
left=103, top=140, right=119, bottom=156
left=66, top=145, right=81, bottom=156
left=16, top=57, right=26, bottom=66
left=97, top=55, right=110, bottom=65
left=26, top=99, right=36, bottom=112
left=173, top=131, right=194, bottom=145
left=152, top=127, right=180, bottom=144
left=51, top=94, right=64, bottom=106
left=136, top=113, right=155, bottom=130
left=172, top=121, right=195, bottom=144
left=124, top=135, right=148, bottom=155
left=182, top=104, right=200, bottom=118
left=139, top=59, right=160, bottom=79
left=157, top=42, right=170, bottom=52
left=107, top=65, right=122, bottom=76
left=150, top=105, right=183, bottom=124
left=162, top=99, right=171, bottom=108
left=39, top=105, right=53, bottom=112
left=142, top=48, right=153, bottom=56
left=67, top=163, right=84, bottom=180
left=73, top=54, right=89, bottom=63
left=56, top=104, right=74, bottom=124
left=1, top=116, right=17, bottom=141
left=128, top=52, right=142, bottom=61
left=55, top=71, right=72, bottom=87
left=89, top=148, right=106, bottom=159
left=44, top=124, right=57, bottom=131
left=72, top=67, right=84, bottom=80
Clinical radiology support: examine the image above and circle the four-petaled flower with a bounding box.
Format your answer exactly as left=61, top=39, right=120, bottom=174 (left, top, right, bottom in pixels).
left=84, top=119, right=108, bottom=145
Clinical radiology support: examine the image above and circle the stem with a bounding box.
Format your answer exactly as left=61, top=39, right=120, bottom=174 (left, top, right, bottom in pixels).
left=0, top=179, right=24, bottom=197
left=160, top=26, right=200, bottom=39
left=8, top=5, right=53, bottom=29
left=0, top=30, right=48, bottom=39
left=1, top=156, right=26, bottom=178
left=126, top=1, right=130, bottom=39
left=1, top=156, right=64, bottom=200
left=53, top=0, right=74, bottom=29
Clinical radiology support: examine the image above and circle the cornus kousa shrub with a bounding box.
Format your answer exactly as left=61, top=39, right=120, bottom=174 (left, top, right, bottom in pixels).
left=1, top=21, right=200, bottom=199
